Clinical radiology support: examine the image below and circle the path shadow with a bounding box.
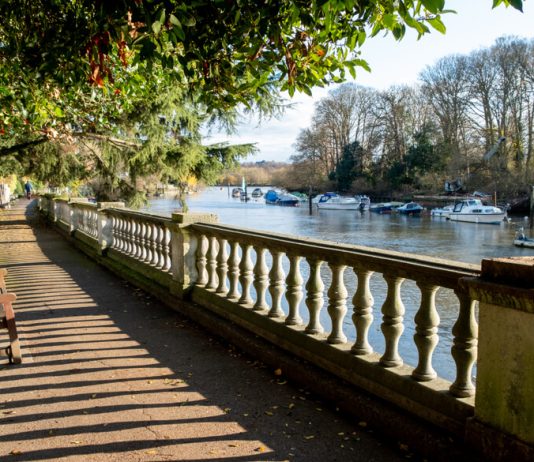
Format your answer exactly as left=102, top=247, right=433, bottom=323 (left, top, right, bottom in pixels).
left=0, top=201, right=410, bottom=462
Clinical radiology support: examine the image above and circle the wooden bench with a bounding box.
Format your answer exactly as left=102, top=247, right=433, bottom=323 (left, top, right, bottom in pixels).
left=0, top=268, right=21, bottom=364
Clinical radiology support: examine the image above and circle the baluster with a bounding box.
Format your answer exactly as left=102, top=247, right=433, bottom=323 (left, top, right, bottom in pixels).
left=285, top=255, right=303, bottom=325
left=117, top=216, right=124, bottom=252
left=150, top=224, right=160, bottom=266
left=351, top=266, right=375, bottom=355
left=138, top=221, right=147, bottom=261
left=252, top=246, right=269, bottom=311
left=163, top=227, right=172, bottom=271
left=226, top=240, right=241, bottom=300
left=327, top=263, right=348, bottom=344
left=144, top=223, right=153, bottom=263
left=122, top=217, right=129, bottom=254
left=450, top=291, right=478, bottom=397
left=92, top=211, right=98, bottom=237
left=380, top=275, right=405, bottom=367
left=125, top=217, right=133, bottom=255
left=268, top=250, right=286, bottom=318
left=132, top=219, right=141, bottom=258
left=215, top=237, right=229, bottom=295
left=195, top=234, right=209, bottom=287
left=156, top=224, right=166, bottom=269
left=238, top=244, right=253, bottom=305
left=206, top=235, right=219, bottom=290
left=305, top=258, right=324, bottom=334
left=119, top=216, right=126, bottom=251
left=111, top=216, right=118, bottom=250
left=413, top=282, right=440, bottom=381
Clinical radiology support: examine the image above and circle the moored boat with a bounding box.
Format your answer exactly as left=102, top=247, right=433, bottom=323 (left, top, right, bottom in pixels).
left=231, top=187, right=243, bottom=198
left=317, top=192, right=361, bottom=210
left=513, top=228, right=534, bottom=248
left=369, top=202, right=403, bottom=214
left=354, top=195, right=371, bottom=211
left=431, top=205, right=454, bottom=218
left=396, top=202, right=424, bottom=215
left=265, top=189, right=300, bottom=207
left=447, top=199, right=505, bottom=225
left=251, top=187, right=263, bottom=198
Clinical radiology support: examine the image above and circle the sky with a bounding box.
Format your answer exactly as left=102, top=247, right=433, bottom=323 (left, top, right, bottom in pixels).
left=203, top=1, right=534, bottom=163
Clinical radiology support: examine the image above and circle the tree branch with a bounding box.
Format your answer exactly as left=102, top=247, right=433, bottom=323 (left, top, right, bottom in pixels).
left=0, top=137, right=48, bottom=157
left=76, top=132, right=142, bottom=150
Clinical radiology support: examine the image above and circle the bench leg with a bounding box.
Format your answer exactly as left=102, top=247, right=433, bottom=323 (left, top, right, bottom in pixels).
left=3, top=303, right=21, bottom=364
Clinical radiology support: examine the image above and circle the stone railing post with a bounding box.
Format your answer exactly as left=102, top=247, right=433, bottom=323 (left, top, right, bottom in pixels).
left=464, top=257, right=534, bottom=461
left=51, top=198, right=59, bottom=222
left=170, top=212, right=218, bottom=299
left=69, top=198, right=89, bottom=234
left=97, top=202, right=125, bottom=254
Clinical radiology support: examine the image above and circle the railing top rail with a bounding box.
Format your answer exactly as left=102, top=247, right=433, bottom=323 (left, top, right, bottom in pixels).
left=70, top=201, right=98, bottom=209
left=192, top=222, right=480, bottom=288
left=103, top=207, right=173, bottom=225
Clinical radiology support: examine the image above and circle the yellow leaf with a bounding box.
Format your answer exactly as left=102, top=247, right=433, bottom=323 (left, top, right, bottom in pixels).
left=358, top=421, right=367, bottom=427
left=90, top=394, right=97, bottom=399
left=70, top=441, right=82, bottom=445
left=274, top=368, right=282, bottom=376
left=145, top=449, right=158, bottom=455
left=264, top=411, right=273, bottom=416
left=288, top=403, right=295, bottom=409
left=304, top=435, right=315, bottom=440
left=254, top=446, right=266, bottom=452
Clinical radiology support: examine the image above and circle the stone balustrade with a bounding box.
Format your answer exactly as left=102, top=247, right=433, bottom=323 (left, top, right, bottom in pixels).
left=37, top=196, right=534, bottom=461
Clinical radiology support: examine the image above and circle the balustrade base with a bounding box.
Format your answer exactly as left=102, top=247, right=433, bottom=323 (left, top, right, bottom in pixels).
left=192, top=287, right=474, bottom=434
left=465, top=417, right=534, bottom=462
left=175, top=287, right=480, bottom=462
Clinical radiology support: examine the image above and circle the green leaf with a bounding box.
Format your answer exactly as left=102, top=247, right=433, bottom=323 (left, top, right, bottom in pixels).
left=421, top=0, right=445, bottom=14
left=169, top=14, right=181, bottom=27
left=428, top=17, right=446, bottom=34
left=152, top=21, right=162, bottom=35
left=508, top=0, right=523, bottom=11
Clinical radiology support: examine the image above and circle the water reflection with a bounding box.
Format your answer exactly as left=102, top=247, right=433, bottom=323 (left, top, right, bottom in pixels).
left=146, top=187, right=532, bottom=381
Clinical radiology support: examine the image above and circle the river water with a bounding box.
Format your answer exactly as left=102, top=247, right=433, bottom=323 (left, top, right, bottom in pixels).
left=146, top=187, right=533, bottom=381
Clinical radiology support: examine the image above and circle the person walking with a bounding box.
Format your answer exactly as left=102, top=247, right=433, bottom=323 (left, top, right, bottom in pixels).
left=24, top=180, right=32, bottom=199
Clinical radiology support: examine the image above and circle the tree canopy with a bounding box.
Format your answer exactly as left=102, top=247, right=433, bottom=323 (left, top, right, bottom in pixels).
left=0, top=0, right=524, bottom=202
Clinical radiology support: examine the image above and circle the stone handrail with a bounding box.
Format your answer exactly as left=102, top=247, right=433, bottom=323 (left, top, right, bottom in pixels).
left=38, top=196, right=534, bottom=460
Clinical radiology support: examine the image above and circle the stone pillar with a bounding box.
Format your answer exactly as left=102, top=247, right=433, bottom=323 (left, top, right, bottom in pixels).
left=463, top=257, right=534, bottom=461
left=170, top=212, right=218, bottom=299
left=51, top=198, right=58, bottom=222
left=97, top=202, right=125, bottom=254
left=68, top=198, right=89, bottom=234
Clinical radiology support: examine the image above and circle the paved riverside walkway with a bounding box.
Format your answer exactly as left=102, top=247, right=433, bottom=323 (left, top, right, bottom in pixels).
left=0, top=200, right=411, bottom=462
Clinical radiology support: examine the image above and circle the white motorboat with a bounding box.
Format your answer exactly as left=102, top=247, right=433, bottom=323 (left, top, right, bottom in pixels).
left=431, top=205, right=454, bottom=218
left=317, top=192, right=361, bottom=210
left=447, top=199, right=505, bottom=225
